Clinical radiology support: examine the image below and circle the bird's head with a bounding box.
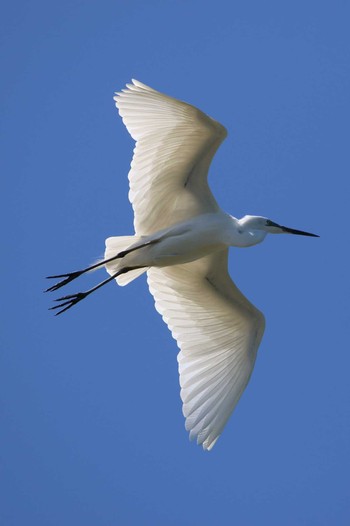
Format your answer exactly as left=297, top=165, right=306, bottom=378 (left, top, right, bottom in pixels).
left=239, top=215, right=319, bottom=240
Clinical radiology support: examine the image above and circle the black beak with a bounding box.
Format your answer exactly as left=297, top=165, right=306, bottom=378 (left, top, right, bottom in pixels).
left=281, top=225, right=319, bottom=237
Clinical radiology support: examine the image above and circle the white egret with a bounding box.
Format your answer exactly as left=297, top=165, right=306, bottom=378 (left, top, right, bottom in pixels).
left=47, top=80, right=318, bottom=450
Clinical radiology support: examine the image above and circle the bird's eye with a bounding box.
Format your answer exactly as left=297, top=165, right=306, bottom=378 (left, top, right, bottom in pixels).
left=266, top=220, right=279, bottom=227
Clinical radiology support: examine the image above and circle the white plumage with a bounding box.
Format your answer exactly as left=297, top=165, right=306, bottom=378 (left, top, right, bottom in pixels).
left=147, top=253, right=264, bottom=450
left=48, top=80, right=318, bottom=450
left=115, top=79, right=226, bottom=235
left=115, top=80, right=264, bottom=450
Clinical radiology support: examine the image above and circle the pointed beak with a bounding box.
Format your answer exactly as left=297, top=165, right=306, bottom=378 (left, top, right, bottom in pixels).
left=280, top=225, right=319, bottom=237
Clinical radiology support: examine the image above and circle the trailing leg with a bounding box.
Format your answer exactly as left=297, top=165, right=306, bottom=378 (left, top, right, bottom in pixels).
left=50, top=266, right=144, bottom=315
left=45, top=236, right=159, bottom=293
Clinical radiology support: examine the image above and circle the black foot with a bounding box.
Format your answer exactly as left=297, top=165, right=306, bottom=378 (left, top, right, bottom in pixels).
left=45, top=271, right=82, bottom=293
left=49, top=291, right=89, bottom=316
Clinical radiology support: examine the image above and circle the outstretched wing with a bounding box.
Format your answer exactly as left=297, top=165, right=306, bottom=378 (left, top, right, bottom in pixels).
left=114, top=80, right=227, bottom=235
left=147, top=250, right=265, bottom=450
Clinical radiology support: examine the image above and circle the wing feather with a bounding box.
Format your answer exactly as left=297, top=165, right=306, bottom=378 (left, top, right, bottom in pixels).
left=147, top=250, right=265, bottom=450
left=114, top=80, right=227, bottom=235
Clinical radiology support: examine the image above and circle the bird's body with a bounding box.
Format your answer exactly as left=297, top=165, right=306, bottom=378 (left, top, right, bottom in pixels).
left=106, top=213, right=263, bottom=274
left=47, top=80, right=318, bottom=450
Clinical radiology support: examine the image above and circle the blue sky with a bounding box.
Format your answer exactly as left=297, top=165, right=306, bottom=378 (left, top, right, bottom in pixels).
left=2, top=1, right=350, bottom=524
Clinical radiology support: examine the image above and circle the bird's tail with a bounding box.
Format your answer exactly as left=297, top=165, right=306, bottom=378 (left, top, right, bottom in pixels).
left=104, top=236, right=149, bottom=286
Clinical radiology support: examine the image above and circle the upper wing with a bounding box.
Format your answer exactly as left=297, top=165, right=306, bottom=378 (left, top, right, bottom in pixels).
left=147, top=250, right=265, bottom=450
left=114, top=80, right=227, bottom=235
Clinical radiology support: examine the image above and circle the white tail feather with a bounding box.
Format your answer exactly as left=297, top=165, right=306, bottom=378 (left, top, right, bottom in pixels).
left=116, top=266, right=148, bottom=286
left=104, top=236, right=148, bottom=286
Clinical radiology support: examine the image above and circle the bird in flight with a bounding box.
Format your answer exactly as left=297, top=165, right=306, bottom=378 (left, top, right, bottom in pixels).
left=46, top=80, right=318, bottom=450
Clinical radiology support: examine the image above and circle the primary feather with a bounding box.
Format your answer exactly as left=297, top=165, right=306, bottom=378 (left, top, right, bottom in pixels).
left=114, top=79, right=227, bottom=235
left=148, top=251, right=264, bottom=450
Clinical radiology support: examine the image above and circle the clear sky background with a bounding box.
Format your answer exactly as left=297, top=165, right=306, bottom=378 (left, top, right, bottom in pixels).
left=2, top=1, right=349, bottom=524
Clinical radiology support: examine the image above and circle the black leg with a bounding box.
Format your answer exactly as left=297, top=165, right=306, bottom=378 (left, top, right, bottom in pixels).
left=50, top=266, right=142, bottom=316
left=45, top=237, right=159, bottom=293
left=45, top=253, right=123, bottom=293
